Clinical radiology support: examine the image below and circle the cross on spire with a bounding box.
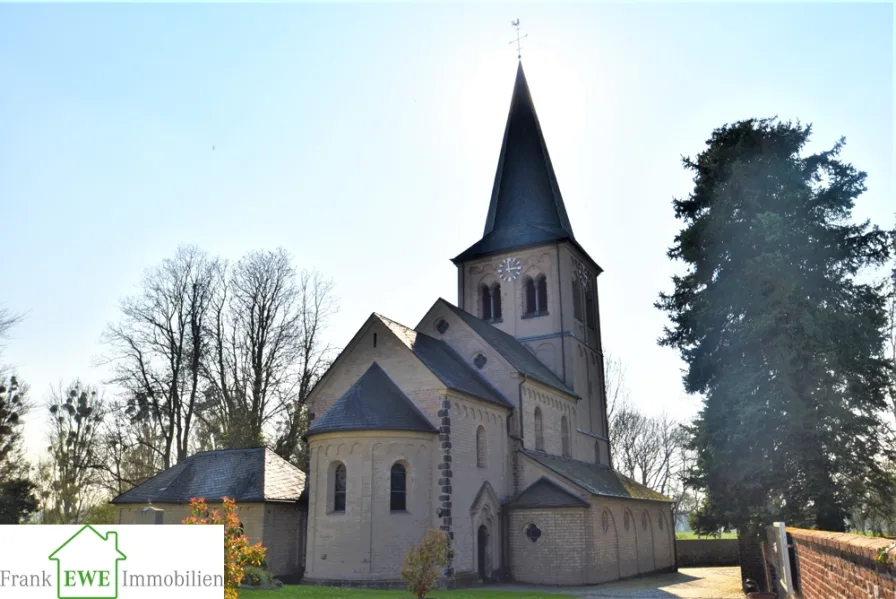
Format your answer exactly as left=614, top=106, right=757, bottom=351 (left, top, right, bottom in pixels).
left=509, top=19, right=528, bottom=60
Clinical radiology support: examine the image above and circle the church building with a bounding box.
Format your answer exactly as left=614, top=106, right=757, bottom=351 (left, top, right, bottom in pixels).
left=301, top=61, right=675, bottom=587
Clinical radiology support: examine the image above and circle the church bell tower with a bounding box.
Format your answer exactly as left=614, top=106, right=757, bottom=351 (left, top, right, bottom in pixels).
left=452, top=60, right=611, bottom=460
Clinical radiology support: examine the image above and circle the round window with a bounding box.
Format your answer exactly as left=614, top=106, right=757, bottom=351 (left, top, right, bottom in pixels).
left=525, top=523, right=542, bottom=543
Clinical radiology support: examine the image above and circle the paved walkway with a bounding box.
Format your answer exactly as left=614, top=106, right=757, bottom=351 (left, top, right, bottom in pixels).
left=497, top=567, right=745, bottom=598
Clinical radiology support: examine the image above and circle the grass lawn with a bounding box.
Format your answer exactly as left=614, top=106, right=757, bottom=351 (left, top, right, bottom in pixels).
left=240, top=585, right=574, bottom=599
left=675, top=531, right=737, bottom=540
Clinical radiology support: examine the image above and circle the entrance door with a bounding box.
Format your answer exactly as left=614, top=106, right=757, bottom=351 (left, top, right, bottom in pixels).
left=477, top=524, right=489, bottom=581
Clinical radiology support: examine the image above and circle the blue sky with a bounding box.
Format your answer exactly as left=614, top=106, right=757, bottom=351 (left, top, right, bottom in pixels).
left=0, top=3, right=892, bottom=461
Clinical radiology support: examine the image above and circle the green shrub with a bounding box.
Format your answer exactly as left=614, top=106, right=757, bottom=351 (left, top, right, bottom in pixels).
left=401, top=529, right=453, bottom=599
left=241, top=566, right=272, bottom=587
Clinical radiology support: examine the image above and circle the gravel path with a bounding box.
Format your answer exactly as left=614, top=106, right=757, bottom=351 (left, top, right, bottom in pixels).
left=495, top=567, right=745, bottom=598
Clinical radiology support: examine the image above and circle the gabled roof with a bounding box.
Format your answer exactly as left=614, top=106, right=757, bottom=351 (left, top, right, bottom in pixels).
left=376, top=314, right=511, bottom=408
left=436, top=299, right=577, bottom=397
left=110, top=447, right=305, bottom=505
left=506, top=476, right=590, bottom=509
left=454, top=61, right=574, bottom=264
left=306, top=362, right=437, bottom=437
left=521, top=449, right=672, bottom=503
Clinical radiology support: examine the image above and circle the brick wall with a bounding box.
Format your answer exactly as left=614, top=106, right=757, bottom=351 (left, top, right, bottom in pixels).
left=676, top=539, right=739, bottom=567
left=116, top=501, right=305, bottom=578
left=263, top=503, right=306, bottom=577
left=514, top=456, right=676, bottom=585
left=448, top=395, right=509, bottom=580
left=304, top=431, right=436, bottom=583
left=786, top=528, right=896, bottom=599
left=308, top=317, right=445, bottom=422
left=509, top=508, right=589, bottom=585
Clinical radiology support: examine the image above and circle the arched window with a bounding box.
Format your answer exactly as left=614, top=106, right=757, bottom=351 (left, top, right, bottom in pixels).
left=572, top=274, right=583, bottom=320
left=561, top=415, right=570, bottom=457
left=481, top=285, right=492, bottom=321
left=333, top=463, right=346, bottom=513
left=390, top=463, right=407, bottom=512
left=585, top=286, right=596, bottom=330
left=476, top=425, right=487, bottom=468
left=536, top=275, right=548, bottom=313
left=524, top=277, right=537, bottom=315
left=534, top=407, right=544, bottom=451
left=481, top=283, right=502, bottom=321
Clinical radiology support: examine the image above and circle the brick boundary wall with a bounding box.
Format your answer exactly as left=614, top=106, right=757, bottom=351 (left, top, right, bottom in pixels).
left=787, top=528, right=896, bottom=599
left=676, top=539, right=739, bottom=567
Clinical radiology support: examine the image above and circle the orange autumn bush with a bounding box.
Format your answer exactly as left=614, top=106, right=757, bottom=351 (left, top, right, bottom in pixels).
left=182, top=497, right=266, bottom=599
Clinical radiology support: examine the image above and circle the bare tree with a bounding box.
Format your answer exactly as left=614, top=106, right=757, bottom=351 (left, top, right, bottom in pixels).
left=0, top=310, right=39, bottom=523
left=41, top=381, right=106, bottom=524
left=92, top=400, right=164, bottom=497
left=273, top=269, right=337, bottom=466
left=605, top=351, right=696, bottom=527
left=201, top=251, right=337, bottom=457
left=0, top=308, right=22, bottom=352
left=102, top=245, right=218, bottom=469
left=603, top=351, right=630, bottom=427
left=0, top=376, right=31, bottom=481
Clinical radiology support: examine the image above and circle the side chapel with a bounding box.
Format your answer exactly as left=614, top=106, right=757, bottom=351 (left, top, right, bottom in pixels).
left=302, top=60, right=675, bottom=587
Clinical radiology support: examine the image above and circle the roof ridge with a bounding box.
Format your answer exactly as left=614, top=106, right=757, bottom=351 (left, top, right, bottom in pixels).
left=426, top=337, right=512, bottom=406
left=189, top=447, right=266, bottom=456
left=374, top=312, right=438, bottom=343
left=520, top=449, right=672, bottom=503
left=306, top=362, right=437, bottom=437
left=435, top=298, right=576, bottom=396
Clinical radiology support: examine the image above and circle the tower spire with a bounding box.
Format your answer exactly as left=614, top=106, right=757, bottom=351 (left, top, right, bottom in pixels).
left=452, top=61, right=578, bottom=265
left=509, top=19, right=528, bottom=60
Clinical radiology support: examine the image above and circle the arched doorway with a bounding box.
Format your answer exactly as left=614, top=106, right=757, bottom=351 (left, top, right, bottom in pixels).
left=477, top=524, right=490, bottom=581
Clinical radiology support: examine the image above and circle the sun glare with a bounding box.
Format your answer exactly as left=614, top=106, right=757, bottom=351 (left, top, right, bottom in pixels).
left=458, top=48, right=588, bottom=170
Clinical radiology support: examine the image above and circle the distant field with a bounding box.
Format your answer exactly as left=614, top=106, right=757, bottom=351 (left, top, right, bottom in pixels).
left=675, top=531, right=737, bottom=540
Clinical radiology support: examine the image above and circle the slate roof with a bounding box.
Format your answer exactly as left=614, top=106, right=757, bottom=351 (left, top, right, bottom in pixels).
left=437, top=299, right=577, bottom=397
left=521, top=449, right=673, bottom=503
left=110, top=447, right=305, bottom=505
left=376, top=314, right=511, bottom=408
left=453, top=62, right=574, bottom=264
left=506, top=476, right=591, bottom=509
left=306, top=362, right=438, bottom=436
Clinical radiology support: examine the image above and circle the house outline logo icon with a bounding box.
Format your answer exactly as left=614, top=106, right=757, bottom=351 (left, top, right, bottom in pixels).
left=48, top=525, right=127, bottom=599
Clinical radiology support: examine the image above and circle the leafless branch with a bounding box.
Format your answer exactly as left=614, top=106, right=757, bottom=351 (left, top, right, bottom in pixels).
left=101, top=245, right=218, bottom=468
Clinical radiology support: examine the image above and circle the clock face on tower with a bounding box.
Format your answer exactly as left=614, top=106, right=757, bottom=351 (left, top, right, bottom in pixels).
left=497, top=257, right=522, bottom=282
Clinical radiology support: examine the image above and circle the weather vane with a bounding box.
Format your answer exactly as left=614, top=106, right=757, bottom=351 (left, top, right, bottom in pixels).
left=510, top=19, right=527, bottom=60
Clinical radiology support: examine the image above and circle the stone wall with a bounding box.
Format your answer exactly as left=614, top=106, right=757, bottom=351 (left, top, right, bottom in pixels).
left=675, top=539, right=739, bottom=567
left=304, top=431, right=436, bottom=583
left=786, top=528, right=896, bottom=599
left=116, top=501, right=305, bottom=578
left=508, top=507, right=589, bottom=585
left=508, top=455, right=675, bottom=585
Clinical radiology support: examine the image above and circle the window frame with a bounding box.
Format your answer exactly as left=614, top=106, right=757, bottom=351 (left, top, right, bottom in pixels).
left=332, top=462, right=347, bottom=514
left=534, top=407, right=544, bottom=451
left=390, top=462, right=408, bottom=513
